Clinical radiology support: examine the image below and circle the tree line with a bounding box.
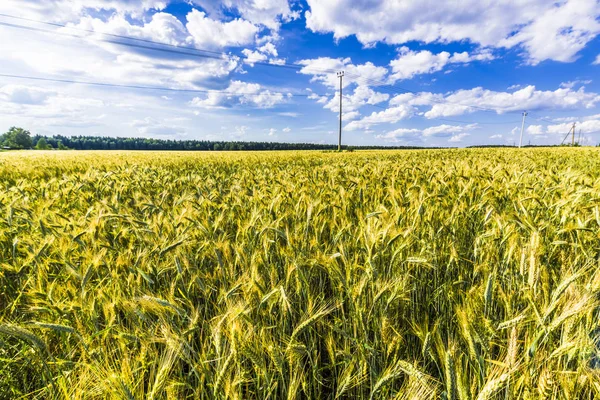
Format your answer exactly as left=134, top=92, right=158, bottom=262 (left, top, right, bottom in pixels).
left=1, top=127, right=440, bottom=151
left=35, top=135, right=442, bottom=151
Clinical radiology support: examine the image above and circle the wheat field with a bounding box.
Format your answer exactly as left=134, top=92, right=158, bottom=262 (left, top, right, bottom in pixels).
left=1, top=149, right=600, bottom=399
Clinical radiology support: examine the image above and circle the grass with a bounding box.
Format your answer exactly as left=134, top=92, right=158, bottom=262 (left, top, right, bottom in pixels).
left=1, top=148, right=600, bottom=399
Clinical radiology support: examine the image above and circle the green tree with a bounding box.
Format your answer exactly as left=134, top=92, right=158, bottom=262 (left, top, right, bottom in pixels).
left=57, top=140, right=68, bottom=150
left=1, top=127, right=33, bottom=149
left=35, top=137, right=52, bottom=150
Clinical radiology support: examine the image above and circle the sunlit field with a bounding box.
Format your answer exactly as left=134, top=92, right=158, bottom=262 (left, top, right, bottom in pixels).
left=2, top=149, right=600, bottom=399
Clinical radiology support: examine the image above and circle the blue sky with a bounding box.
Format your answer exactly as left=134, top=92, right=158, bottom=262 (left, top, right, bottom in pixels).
left=1, top=0, right=600, bottom=147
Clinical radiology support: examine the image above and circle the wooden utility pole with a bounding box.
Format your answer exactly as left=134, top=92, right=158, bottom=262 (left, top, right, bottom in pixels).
left=337, top=71, right=344, bottom=152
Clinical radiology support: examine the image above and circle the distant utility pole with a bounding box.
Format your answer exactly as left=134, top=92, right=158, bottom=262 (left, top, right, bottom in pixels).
left=519, top=111, right=528, bottom=148
left=561, top=122, right=577, bottom=145
left=337, top=71, right=344, bottom=152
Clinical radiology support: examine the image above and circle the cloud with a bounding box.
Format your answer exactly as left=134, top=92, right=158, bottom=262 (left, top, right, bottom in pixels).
left=0, top=84, right=105, bottom=117
left=345, top=105, right=413, bottom=131
left=282, top=127, right=291, bottom=133
left=0, top=85, right=54, bottom=105
left=449, top=133, right=470, bottom=143
left=268, top=128, right=277, bottom=135
left=595, top=55, right=600, bottom=65
left=526, top=125, right=544, bottom=135
left=186, top=9, right=259, bottom=49
left=422, top=123, right=477, bottom=137
left=0, top=0, right=168, bottom=22
left=68, top=12, right=190, bottom=46
left=278, top=112, right=300, bottom=117
left=308, top=92, right=329, bottom=104
left=0, top=83, right=115, bottom=133
left=192, top=0, right=296, bottom=31
left=298, top=57, right=388, bottom=89
left=242, top=42, right=281, bottom=66
left=189, top=80, right=286, bottom=108
left=389, top=47, right=494, bottom=81
left=304, top=0, right=600, bottom=64
left=376, top=128, right=421, bottom=143
left=323, top=85, right=389, bottom=115
left=342, top=111, right=360, bottom=121
left=0, top=14, right=242, bottom=90
left=490, top=134, right=503, bottom=139
left=547, top=119, right=600, bottom=135
left=499, top=0, right=600, bottom=65
left=375, top=123, right=476, bottom=142
left=425, top=86, right=600, bottom=118
left=387, top=85, right=600, bottom=119
left=130, top=116, right=187, bottom=137
left=257, top=42, right=278, bottom=57
left=241, top=49, right=268, bottom=65
left=560, top=80, right=593, bottom=89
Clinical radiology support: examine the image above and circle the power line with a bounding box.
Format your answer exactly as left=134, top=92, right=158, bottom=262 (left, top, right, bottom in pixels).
left=0, top=13, right=585, bottom=127
left=526, top=112, right=556, bottom=123
left=0, top=14, right=340, bottom=75
left=0, top=13, right=228, bottom=57
left=0, top=71, right=521, bottom=129
left=0, top=73, right=325, bottom=98
left=0, top=14, right=551, bottom=119
left=0, top=14, right=541, bottom=121
left=0, top=21, right=230, bottom=62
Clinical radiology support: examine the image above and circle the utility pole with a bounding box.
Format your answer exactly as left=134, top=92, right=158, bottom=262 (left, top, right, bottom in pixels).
left=561, top=123, right=576, bottom=145
left=337, top=71, right=344, bottom=152
left=571, top=122, right=576, bottom=146
left=519, top=111, right=528, bottom=148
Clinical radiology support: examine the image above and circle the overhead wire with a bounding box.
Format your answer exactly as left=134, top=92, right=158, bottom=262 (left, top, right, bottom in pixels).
left=0, top=73, right=328, bottom=98
left=0, top=14, right=339, bottom=74
left=0, top=12, right=577, bottom=130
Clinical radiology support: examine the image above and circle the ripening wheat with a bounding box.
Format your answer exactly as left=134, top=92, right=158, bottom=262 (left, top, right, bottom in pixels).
left=1, top=148, right=600, bottom=399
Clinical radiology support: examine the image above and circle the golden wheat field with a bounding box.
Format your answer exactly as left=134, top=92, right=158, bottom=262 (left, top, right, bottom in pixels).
left=1, top=149, right=600, bottom=399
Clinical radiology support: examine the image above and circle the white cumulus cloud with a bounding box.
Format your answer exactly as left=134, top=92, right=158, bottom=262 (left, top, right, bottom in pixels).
left=305, top=0, right=600, bottom=64
left=189, top=80, right=286, bottom=109
left=449, top=133, right=470, bottom=143
left=298, top=57, right=388, bottom=89
left=186, top=9, right=259, bottom=49
left=0, top=0, right=168, bottom=22
left=386, top=86, right=600, bottom=119
left=422, top=123, right=477, bottom=137
left=375, top=123, right=476, bottom=143
left=526, top=125, right=544, bottom=135
left=345, top=105, right=413, bottom=131
left=192, top=0, right=296, bottom=31
left=547, top=119, right=600, bottom=135
left=390, top=47, right=494, bottom=81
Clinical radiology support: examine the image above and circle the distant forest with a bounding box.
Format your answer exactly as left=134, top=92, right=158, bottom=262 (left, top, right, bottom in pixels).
left=2, top=128, right=580, bottom=151
left=31, top=135, right=447, bottom=151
